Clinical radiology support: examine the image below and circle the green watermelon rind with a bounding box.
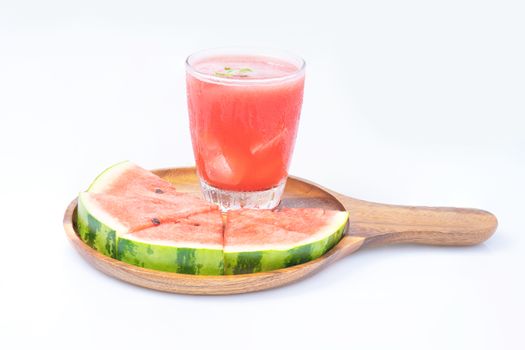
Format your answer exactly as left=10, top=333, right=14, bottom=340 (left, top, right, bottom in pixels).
left=77, top=192, right=121, bottom=258
left=117, top=236, right=224, bottom=275
left=87, top=160, right=131, bottom=193
left=76, top=192, right=224, bottom=275
left=224, top=212, right=349, bottom=275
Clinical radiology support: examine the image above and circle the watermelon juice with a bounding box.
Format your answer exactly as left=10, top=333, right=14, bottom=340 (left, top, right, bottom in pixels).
left=186, top=48, right=305, bottom=210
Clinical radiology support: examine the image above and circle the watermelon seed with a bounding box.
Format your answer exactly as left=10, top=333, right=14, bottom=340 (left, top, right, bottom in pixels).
left=151, top=218, right=161, bottom=225
left=155, top=188, right=164, bottom=194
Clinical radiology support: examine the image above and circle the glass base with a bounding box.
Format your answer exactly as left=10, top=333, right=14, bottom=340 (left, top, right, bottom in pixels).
left=199, top=179, right=286, bottom=211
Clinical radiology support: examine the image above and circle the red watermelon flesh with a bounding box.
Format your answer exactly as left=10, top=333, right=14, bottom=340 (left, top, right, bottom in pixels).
left=122, top=211, right=223, bottom=248
left=178, top=210, right=225, bottom=230
left=226, top=208, right=344, bottom=240
left=225, top=210, right=318, bottom=248
left=82, top=192, right=217, bottom=232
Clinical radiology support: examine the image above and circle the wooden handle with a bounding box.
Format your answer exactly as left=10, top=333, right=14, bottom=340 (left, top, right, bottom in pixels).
left=331, top=193, right=498, bottom=247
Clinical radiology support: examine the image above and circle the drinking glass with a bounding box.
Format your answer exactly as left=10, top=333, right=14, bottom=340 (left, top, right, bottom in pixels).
left=186, top=47, right=305, bottom=210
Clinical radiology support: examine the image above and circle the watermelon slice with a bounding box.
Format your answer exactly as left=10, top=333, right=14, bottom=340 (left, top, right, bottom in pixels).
left=77, top=192, right=223, bottom=274
left=117, top=211, right=224, bottom=275
left=223, top=209, right=348, bottom=274
left=76, top=161, right=349, bottom=276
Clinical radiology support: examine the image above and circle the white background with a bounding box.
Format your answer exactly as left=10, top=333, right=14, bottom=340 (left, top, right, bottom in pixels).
left=1, top=1, right=524, bottom=349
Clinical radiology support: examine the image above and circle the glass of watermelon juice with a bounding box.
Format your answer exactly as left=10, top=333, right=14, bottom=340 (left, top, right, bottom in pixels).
left=186, top=48, right=305, bottom=210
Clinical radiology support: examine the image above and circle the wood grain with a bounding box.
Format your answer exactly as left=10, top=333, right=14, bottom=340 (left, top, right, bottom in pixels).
left=63, top=167, right=497, bottom=295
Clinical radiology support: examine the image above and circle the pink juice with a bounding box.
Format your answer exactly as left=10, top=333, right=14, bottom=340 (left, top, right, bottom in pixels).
left=186, top=54, right=305, bottom=192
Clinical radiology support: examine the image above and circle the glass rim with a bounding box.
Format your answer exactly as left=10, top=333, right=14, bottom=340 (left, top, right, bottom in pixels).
left=185, top=47, right=306, bottom=85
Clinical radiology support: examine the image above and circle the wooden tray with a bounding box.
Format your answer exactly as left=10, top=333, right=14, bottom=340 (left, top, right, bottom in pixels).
left=63, top=167, right=497, bottom=295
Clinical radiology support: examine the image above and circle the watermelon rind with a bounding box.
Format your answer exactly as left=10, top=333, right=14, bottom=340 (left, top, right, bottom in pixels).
left=77, top=192, right=128, bottom=258
left=117, top=235, right=224, bottom=275
left=224, top=211, right=348, bottom=274
left=87, top=160, right=132, bottom=193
